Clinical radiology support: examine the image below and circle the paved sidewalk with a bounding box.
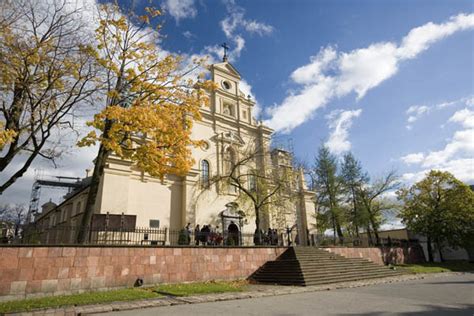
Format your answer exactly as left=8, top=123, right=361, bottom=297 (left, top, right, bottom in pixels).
left=105, top=273, right=474, bottom=316
left=6, top=272, right=471, bottom=315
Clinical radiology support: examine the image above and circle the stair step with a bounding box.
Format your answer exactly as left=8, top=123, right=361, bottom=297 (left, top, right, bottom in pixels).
left=253, top=271, right=401, bottom=285
left=250, top=247, right=404, bottom=286
left=254, top=268, right=399, bottom=278
left=255, top=266, right=393, bottom=275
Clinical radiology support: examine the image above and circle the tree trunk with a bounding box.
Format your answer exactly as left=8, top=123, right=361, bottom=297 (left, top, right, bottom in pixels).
left=368, top=213, right=380, bottom=245
left=253, top=205, right=262, bottom=245
left=336, top=222, right=344, bottom=245
left=427, top=236, right=434, bottom=262
left=436, top=240, right=444, bottom=262
left=76, top=143, right=110, bottom=243
left=351, top=188, right=359, bottom=238
left=366, top=226, right=373, bottom=246
left=0, top=84, right=25, bottom=172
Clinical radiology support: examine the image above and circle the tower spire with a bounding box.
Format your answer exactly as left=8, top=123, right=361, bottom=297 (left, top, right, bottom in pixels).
left=221, top=42, right=229, bottom=62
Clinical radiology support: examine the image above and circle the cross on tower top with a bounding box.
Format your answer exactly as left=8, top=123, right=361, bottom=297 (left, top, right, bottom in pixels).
left=221, top=42, right=229, bottom=62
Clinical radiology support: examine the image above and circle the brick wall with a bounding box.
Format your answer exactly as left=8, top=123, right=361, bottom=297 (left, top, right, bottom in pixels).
left=323, top=246, right=425, bottom=265
left=0, top=246, right=286, bottom=301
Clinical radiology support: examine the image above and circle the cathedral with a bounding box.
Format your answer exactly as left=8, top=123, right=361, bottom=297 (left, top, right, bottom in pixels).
left=33, top=60, right=316, bottom=244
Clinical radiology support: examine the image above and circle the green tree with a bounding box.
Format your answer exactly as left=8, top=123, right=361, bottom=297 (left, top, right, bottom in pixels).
left=340, top=152, right=369, bottom=237
left=358, top=170, right=399, bottom=245
left=312, top=146, right=344, bottom=243
left=397, top=170, right=474, bottom=262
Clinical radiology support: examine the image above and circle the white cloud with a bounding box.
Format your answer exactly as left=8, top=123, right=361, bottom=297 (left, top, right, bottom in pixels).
left=243, top=20, right=273, bottom=36
left=466, top=97, right=474, bottom=107
left=207, top=0, right=273, bottom=63
left=221, top=0, right=273, bottom=38
left=401, top=153, right=425, bottom=165
left=401, top=107, right=474, bottom=184
left=324, top=109, right=362, bottom=155
left=265, top=13, right=474, bottom=132
left=396, top=13, right=474, bottom=59
left=182, top=30, right=195, bottom=40
left=404, top=96, right=473, bottom=129
left=405, top=105, right=430, bottom=129
left=449, top=108, right=474, bottom=128
left=163, top=0, right=197, bottom=23
left=291, top=46, right=337, bottom=85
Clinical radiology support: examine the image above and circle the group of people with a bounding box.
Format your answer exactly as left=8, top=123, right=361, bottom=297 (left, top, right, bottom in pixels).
left=260, top=228, right=279, bottom=245
left=180, top=223, right=223, bottom=246
left=180, top=222, right=241, bottom=246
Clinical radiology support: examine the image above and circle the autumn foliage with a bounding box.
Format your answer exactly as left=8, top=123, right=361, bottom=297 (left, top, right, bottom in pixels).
left=78, top=3, right=214, bottom=178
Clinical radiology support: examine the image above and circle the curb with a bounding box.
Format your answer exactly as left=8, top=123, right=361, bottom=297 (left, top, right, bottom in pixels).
left=6, top=272, right=468, bottom=315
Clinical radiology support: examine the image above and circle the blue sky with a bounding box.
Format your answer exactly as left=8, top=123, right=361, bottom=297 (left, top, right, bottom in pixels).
left=153, top=0, right=473, bottom=183
left=1, top=0, right=473, bottom=206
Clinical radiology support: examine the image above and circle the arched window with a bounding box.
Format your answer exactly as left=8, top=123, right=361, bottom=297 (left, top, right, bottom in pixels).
left=201, top=160, right=210, bottom=187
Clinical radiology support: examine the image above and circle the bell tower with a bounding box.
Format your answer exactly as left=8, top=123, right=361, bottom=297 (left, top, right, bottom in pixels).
left=209, top=61, right=256, bottom=127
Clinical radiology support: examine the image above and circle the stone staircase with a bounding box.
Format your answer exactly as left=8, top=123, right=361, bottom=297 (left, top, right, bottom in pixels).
left=250, top=247, right=403, bottom=286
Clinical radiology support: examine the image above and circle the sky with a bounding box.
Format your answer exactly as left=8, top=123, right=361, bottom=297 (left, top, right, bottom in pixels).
left=1, top=0, right=473, bottom=213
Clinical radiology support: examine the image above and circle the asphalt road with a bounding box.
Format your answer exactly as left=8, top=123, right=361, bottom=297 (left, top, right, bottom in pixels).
left=104, top=274, right=474, bottom=316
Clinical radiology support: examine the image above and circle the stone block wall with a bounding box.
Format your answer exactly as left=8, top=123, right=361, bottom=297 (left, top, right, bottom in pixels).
left=0, top=246, right=286, bottom=301
left=323, top=246, right=425, bottom=265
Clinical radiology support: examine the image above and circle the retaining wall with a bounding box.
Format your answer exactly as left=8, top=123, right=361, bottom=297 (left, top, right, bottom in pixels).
left=0, top=245, right=425, bottom=301
left=324, top=246, right=426, bottom=265
left=0, top=246, right=286, bottom=301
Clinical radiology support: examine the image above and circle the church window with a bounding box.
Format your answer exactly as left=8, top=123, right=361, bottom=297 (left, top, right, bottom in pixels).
left=222, top=80, right=231, bottom=90
left=201, top=160, right=210, bottom=187
left=242, top=110, right=247, bottom=120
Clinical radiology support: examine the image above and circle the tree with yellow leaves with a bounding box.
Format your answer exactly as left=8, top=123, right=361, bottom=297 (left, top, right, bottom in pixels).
left=0, top=0, right=99, bottom=194
left=76, top=3, right=214, bottom=242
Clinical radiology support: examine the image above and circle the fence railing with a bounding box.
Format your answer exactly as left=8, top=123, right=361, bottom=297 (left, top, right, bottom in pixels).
left=1, top=225, right=419, bottom=248
left=1, top=225, right=293, bottom=247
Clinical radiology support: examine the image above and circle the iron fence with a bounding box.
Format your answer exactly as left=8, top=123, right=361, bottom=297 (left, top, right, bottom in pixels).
left=2, top=224, right=293, bottom=247
left=1, top=224, right=418, bottom=248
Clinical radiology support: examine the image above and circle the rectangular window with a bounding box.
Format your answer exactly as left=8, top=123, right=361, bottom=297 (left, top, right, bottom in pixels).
left=149, top=220, right=160, bottom=228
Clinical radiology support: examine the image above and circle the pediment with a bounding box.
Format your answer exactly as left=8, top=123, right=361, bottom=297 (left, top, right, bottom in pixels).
left=213, top=62, right=241, bottom=79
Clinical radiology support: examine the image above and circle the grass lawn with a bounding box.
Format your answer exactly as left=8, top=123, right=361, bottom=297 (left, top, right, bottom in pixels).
left=396, top=261, right=474, bottom=274
left=153, top=280, right=248, bottom=297
left=0, top=288, right=161, bottom=314
left=0, top=280, right=248, bottom=313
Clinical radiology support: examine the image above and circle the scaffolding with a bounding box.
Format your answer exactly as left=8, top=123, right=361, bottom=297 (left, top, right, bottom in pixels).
left=27, top=172, right=82, bottom=223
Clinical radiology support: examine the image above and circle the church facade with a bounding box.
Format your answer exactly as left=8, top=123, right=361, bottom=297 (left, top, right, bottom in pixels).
left=34, top=61, right=316, bottom=244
